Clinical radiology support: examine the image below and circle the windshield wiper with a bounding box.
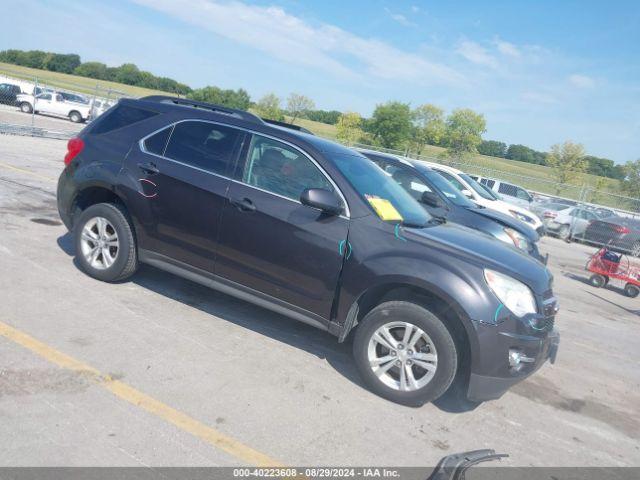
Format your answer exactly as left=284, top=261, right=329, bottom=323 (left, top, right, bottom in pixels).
left=400, top=220, right=429, bottom=228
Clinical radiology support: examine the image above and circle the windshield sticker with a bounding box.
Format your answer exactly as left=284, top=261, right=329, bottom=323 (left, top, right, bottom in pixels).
left=365, top=195, right=403, bottom=222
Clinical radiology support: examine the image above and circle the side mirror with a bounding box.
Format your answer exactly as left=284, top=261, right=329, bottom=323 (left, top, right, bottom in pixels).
left=300, top=188, right=343, bottom=215
left=421, top=190, right=443, bottom=208
left=461, top=189, right=473, bottom=198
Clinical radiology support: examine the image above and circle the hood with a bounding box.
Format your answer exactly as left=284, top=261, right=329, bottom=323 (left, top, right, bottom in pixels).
left=470, top=206, right=539, bottom=241
left=405, top=222, right=552, bottom=293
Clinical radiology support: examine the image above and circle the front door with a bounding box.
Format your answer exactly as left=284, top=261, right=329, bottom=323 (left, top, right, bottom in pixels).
left=124, top=120, right=246, bottom=271
left=215, top=134, right=349, bottom=319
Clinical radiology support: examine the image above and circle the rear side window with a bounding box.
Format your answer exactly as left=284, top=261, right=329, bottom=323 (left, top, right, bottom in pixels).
left=92, top=104, right=158, bottom=134
left=144, top=127, right=172, bottom=156
left=498, top=183, right=517, bottom=196
left=165, top=121, right=242, bottom=175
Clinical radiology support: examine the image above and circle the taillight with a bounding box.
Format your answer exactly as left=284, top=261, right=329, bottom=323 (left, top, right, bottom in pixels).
left=64, top=137, right=84, bottom=166
left=613, top=225, right=630, bottom=234
left=543, top=211, right=557, bottom=218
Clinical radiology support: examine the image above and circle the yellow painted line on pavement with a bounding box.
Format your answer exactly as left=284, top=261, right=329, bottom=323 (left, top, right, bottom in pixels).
left=0, top=160, right=57, bottom=182
left=0, top=319, right=283, bottom=467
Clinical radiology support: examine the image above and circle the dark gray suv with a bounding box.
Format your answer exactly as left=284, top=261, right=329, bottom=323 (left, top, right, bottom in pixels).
left=56, top=96, right=559, bottom=406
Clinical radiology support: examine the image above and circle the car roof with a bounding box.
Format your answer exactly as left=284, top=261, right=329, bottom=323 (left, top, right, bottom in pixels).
left=132, top=96, right=359, bottom=158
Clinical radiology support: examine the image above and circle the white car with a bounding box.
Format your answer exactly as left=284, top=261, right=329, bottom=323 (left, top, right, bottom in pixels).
left=421, top=162, right=545, bottom=235
left=17, top=91, right=91, bottom=123
left=469, top=175, right=534, bottom=210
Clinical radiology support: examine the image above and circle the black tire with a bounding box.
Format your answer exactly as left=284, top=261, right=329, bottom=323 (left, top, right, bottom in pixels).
left=353, top=301, right=457, bottom=407
left=589, top=274, right=606, bottom=288
left=69, top=111, right=82, bottom=123
left=624, top=283, right=640, bottom=298
left=20, top=102, right=32, bottom=113
left=74, top=203, right=138, bottom=282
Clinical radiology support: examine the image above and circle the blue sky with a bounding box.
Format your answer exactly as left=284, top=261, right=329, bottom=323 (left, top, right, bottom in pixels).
left=1, top=0, right=639, bottom=162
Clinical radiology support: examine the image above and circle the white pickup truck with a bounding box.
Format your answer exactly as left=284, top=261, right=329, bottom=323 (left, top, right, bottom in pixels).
left=17, top=91, right=91, bottom=123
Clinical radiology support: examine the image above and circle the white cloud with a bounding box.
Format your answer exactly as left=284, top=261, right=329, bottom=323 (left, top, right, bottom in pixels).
left=569, top=74, right=595, bottom=88
left=385, top=8, right=414, bottom=27
left=411, top=5, right=421, bottom=13
left=456, top=40, right=498, bottom=68
left=133, top=0, right=463, bottom=86
left=495, top=40, right=520, bottom=58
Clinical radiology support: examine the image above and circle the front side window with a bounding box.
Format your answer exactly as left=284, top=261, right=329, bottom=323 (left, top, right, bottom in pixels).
left=516, top=188, right=531, bottom=201
left=242, top=135, right=333, bottom=201
left=165, top=121, right=242, bottom=175
left=38, top=93, right=52, bottom=101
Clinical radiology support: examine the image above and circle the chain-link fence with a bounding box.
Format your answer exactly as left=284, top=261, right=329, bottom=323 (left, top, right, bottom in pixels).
left=0, top=67, right=131, bottom=138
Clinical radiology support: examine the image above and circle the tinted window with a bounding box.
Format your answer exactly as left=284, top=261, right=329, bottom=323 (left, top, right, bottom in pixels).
left=384, top=165, right=433, bottom=202
left=166, top=121, right=242, bottom=175
left=144, top=127, right=172, bottom=156
left=419, top=167, right=476, bottom=207
left=243, top=135, right=333, bottom=201
left=486, top=179, right=495, bottom=188
left=38, top=94, right=52, bottom=101
left=92, top=104, right=159, bottom=134
left=498, top=183, right=517, bottom=196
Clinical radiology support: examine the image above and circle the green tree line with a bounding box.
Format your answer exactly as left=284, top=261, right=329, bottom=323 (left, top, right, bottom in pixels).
left=0, top=49, right=631, bottom=184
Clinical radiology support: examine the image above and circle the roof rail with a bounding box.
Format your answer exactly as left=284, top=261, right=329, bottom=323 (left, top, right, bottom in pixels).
left=262, top=118, right=314, bottom=135
left=140, top=95, right=263, bottom=124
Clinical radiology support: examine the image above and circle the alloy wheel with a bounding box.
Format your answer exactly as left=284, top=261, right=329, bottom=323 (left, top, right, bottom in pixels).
left=80, top=216, right=119, bottom=270
left=367, top=321, right=438, bottom=391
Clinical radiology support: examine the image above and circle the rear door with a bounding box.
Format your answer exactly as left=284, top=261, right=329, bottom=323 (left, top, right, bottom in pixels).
left=125, top=120, right=246, bottom=271
left=215, top=133, right=349, bottom=319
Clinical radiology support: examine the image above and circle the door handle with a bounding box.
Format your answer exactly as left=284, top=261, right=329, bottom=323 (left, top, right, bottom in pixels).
left=137, top=162, right=159, bottom=175
left=230, top=197, right=256, bottom=212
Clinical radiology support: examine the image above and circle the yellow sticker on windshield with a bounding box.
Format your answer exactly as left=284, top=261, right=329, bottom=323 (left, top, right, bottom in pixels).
left=366, top=196, right=403, bottom=221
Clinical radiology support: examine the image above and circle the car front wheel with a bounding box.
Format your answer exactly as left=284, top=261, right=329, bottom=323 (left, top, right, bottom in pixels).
left=74, top=203, right=138, bottom=282
left=353, top=301, right=457, bottom=406
left=69, top=111, right=82, bottom=123
left=20, top=102, right=32, bottom=113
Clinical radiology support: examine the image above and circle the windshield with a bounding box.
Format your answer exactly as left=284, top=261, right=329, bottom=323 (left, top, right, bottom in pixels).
left=416, top=166, right=476, bottom=207
left=460, top=173, right=498, bottom=200
left=331, top=153, right=431, bottom=226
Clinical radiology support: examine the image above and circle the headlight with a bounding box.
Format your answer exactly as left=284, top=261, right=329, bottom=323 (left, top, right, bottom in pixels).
left=484, top=269, right=537, bottom=317
left=509, top=209, right=532, bottom=224
left=503, top=227, right=530, bottom=251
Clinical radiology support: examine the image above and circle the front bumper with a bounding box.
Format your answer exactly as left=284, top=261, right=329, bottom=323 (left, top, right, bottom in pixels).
left=466, top=292, right=559, bottom=402
left=467, top=328, right=559, bottom=401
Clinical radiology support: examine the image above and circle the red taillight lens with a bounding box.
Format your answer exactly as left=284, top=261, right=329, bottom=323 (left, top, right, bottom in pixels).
left=543, top=211, right=557, bottom=218
left=613, top=225, right=630, bottom=234
left=64, top=137, right=84, bottom=166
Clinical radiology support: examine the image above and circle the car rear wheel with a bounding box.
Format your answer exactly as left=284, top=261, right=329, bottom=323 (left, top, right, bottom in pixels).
left=589, top=274, right=606, bottom=288
left=69, top=111, right=82, bottom=123
left=74, top=203, right=138, bottom=282
left=353, top=301, right=457, bottom=406
left=20, top=102, right=32, bottom=113
left=624, top=283, right=640, bottom=298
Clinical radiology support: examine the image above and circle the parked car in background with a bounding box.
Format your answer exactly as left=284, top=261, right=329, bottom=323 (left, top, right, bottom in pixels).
left=358, top=150, right=545, bottom=262
left=59, top=92, right=89, bottom=104
left=423, top=162, right=545, bottom=235
left=17, top=91, right=91, bottom=123
left=57, top=95, right=559, bottom=406
left=582, top=217, right=640, bottom=256
left=0, top=83, right=22, bottom=105
left=530, top=202, right=571, bottom=225
left=89, top=98, right=113, bottom=118
left=545, top=206, right=605, bottom=241
left=470, top=176, right=534, bottom=210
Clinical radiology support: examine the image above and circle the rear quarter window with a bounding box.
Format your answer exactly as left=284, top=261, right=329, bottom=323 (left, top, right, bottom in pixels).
left=91, top=104, right=159, bottom=134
